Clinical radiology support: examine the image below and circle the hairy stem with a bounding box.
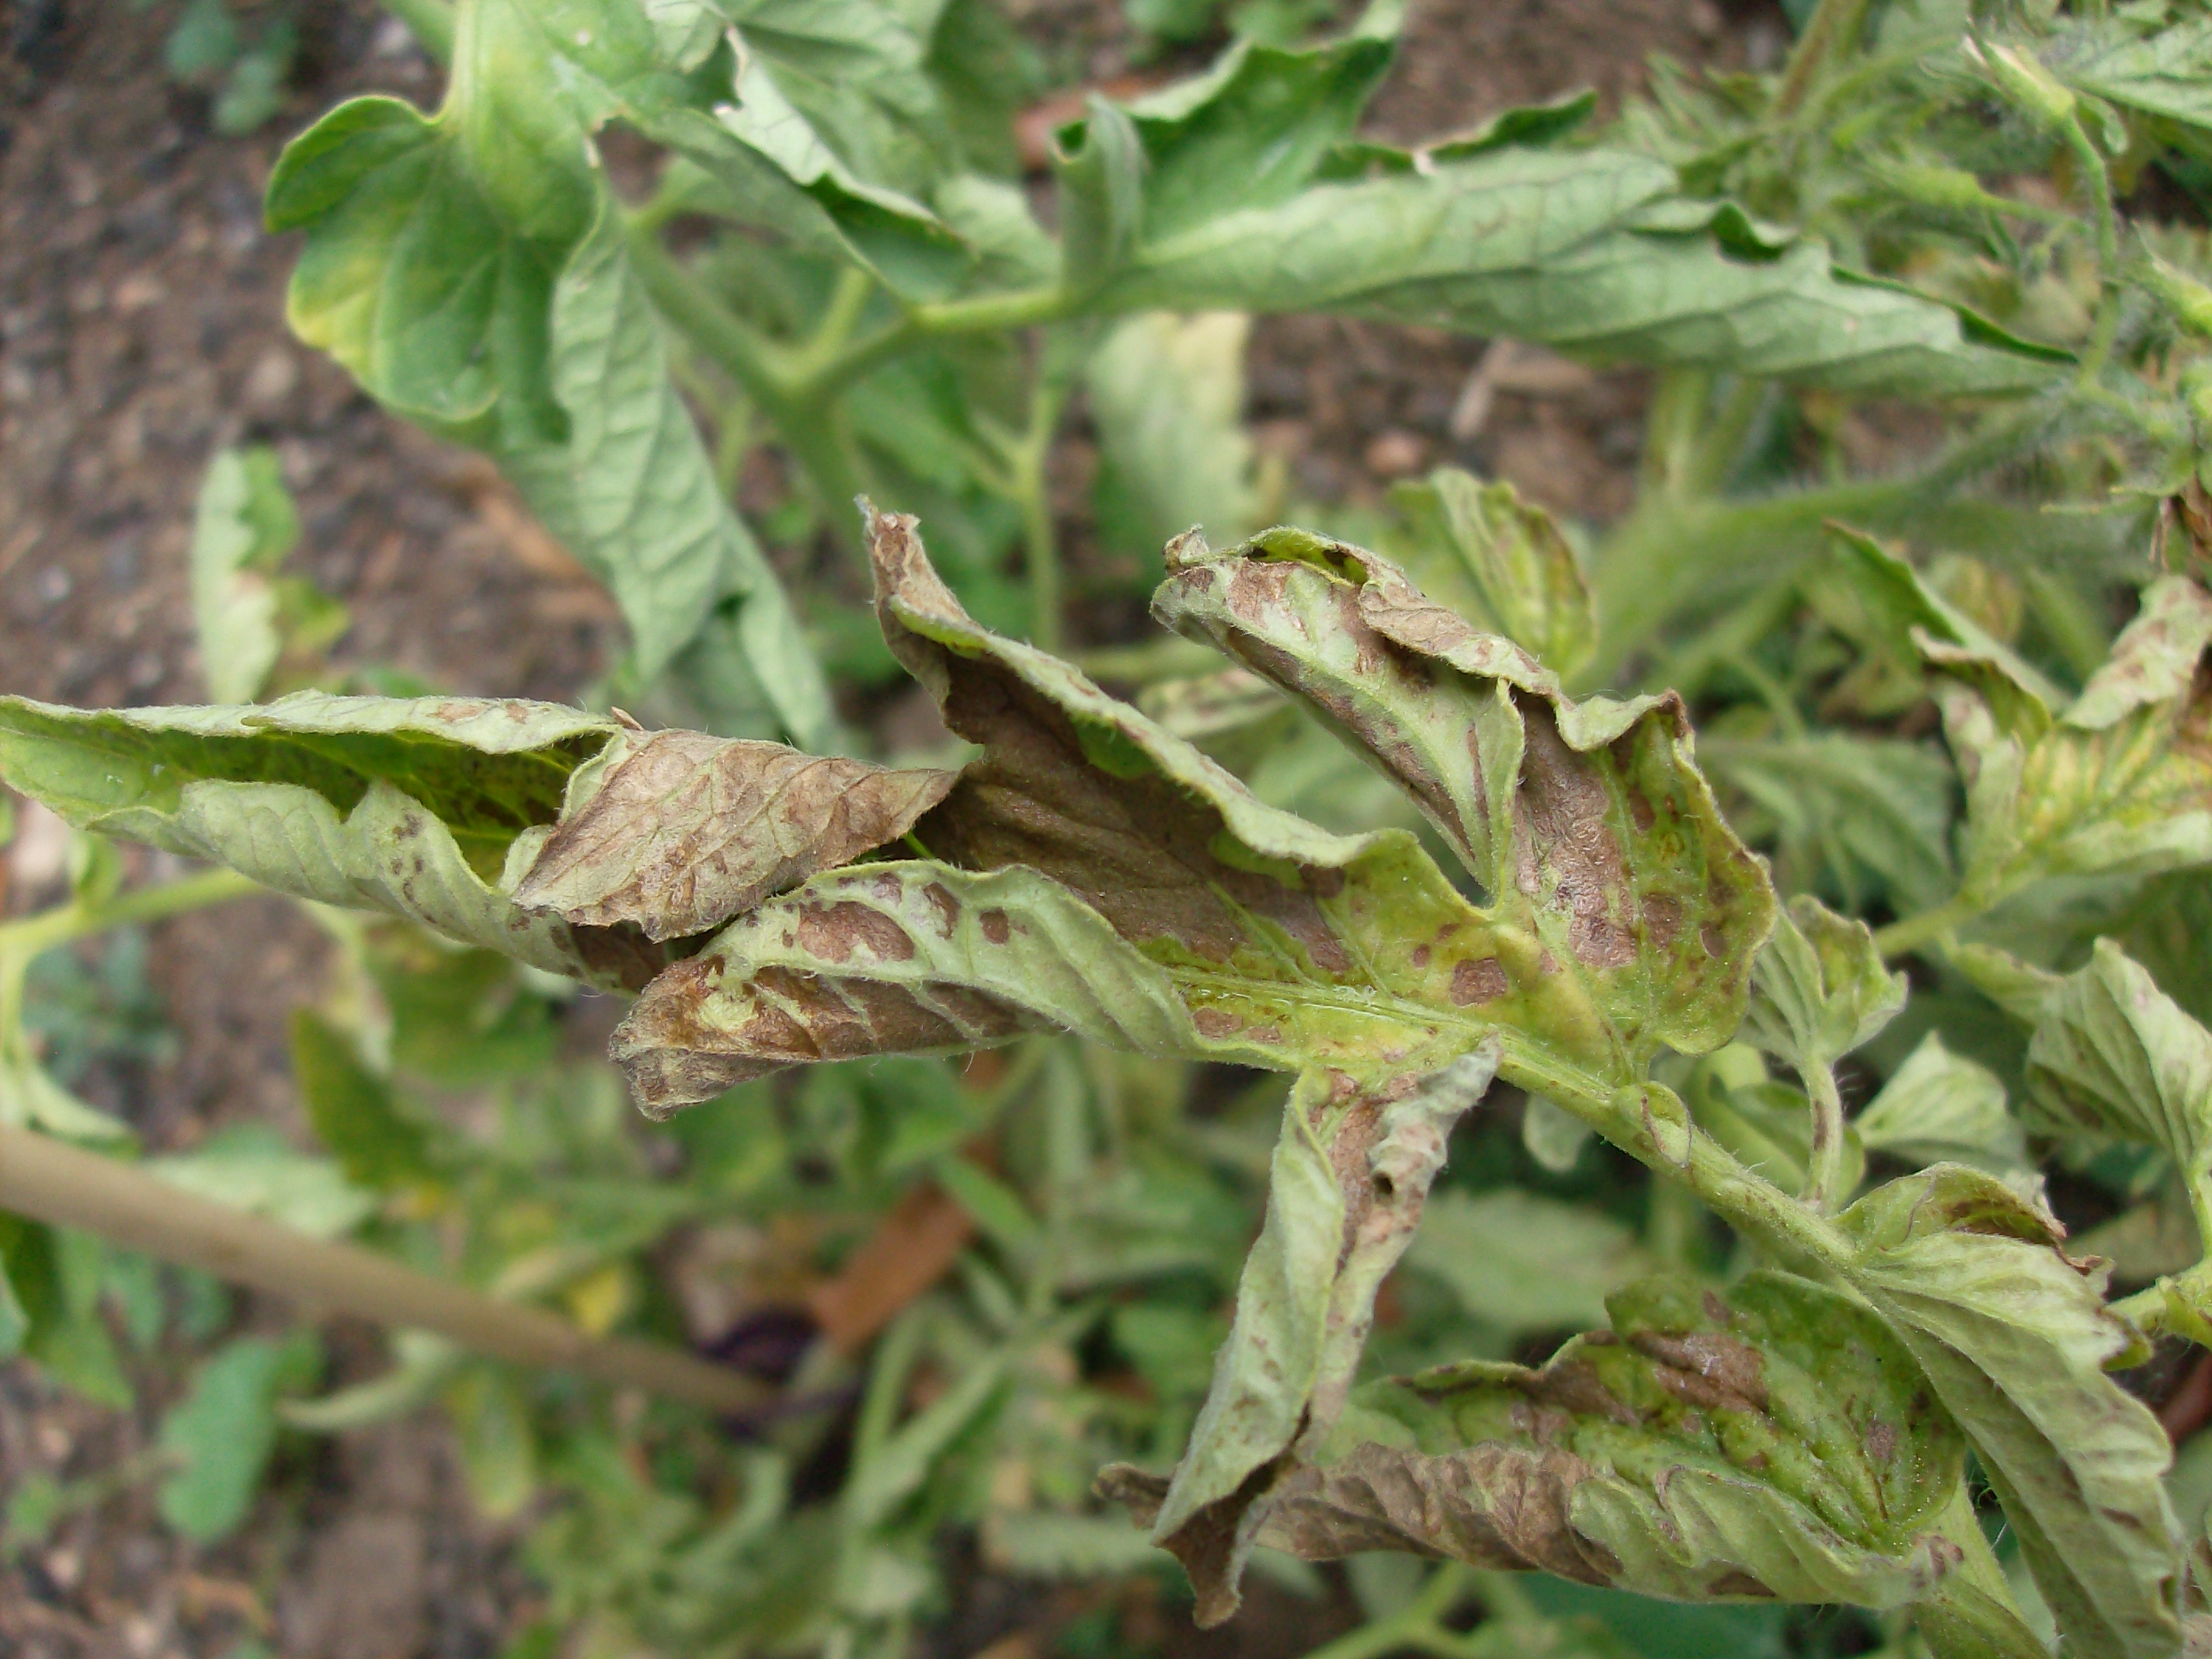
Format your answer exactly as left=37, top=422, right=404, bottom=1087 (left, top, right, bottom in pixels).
left=1773, top=0, right=1873, bottom=118
left=0, top=1123, right=771, bottom=1416
left=1800, top=1063, right=1847, bottom=1215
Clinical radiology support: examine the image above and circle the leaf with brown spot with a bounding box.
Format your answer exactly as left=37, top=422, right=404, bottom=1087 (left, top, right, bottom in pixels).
left=1104, top=1270, right=1975, bottom=1614
left=514, top=729, right=955, bottom=941
left=1151, top=524, right=1776, bottom=1065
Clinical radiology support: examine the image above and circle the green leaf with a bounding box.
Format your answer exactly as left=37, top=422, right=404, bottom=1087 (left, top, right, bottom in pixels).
left=0, top=691, right=676, bottom=989
left=151, top=1124, right=378, bottom=1239
left=189, top=446, right=302, bottom=704
left=612, top=511, right=1773, bottom=1125
left=1712, top=735, right=1957, bottom=919
left=445, top=1364, right=540, bottom=1519
left=1406, top=1185, right=1654, bottom=1336
left=1746, top=896, right=1908, bottom=1086
left=1086, top=311, right=1257, bottom=561
left=1385, top=470, right=1595, bottom=678
left=1051, top=57, right=2062, bottom=397
left=1838, top=1165, right=2184, bottom=1658
left=2047, top=15, right=2212, bottom=134
left=2013, top=940, right=2212, bottom=1213
left=158, top=1331, right=322, bottom=1543
left=1104, top=1046, right=1498, bottom=1624
left=1932, top=576, right=2212, bottom=918
left=1104, top=1271, right=1973, bottom=1612
left=511, top=727, right=953, bottom=941
left=1854, top=1033, right=2031, bottom=1184
left=289, top=1009, right=434, bottom=1189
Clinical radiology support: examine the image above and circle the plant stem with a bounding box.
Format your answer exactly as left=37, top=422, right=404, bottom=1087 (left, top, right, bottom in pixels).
left=1011, top=360, right=1075, bottom=650
left=1871, top=896, right=1981, bottom=960
left=1773, top=0, right=1873, bottom=118
left=1800, top=1063, right=1846, bottom=1215
left=380, top=0, right=454, bottom=65
left=0, top=1122, right=772, bottom=1416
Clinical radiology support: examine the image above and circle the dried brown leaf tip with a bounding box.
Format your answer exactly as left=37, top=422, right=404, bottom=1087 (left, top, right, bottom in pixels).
left=514, top=730, right=955, bottom=941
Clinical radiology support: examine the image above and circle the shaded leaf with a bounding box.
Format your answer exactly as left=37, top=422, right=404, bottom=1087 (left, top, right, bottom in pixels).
left=151, top=1124, right=377, bottom=1240
left=1746, top=896, right=1908, bottom=1082
left=188, top=446, right=301, bottom=705
left=1854, top=1033, right=2031, bottom=1184
left=1087, top=311, right=1257, bottom=561
left=289, top=1008, right=434, bottom=1189
left=1407, top=1185, right=1654, bottom=1336
left=1386, top=469, right=1595, bottom=678
left=1104, top=1271, right=1972, bottom=1611
left=515, top=729, right=954, bottom=941
left=2016, top=939, right=2212, bottom=1210
left=1712, top=735, right=1956, bottom=918
left=1838, top=1165, right=2183, bottom=1658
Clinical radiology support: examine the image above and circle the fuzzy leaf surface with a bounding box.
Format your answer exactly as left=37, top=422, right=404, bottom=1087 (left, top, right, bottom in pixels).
left=1385, top=470, right=1595, bottom=678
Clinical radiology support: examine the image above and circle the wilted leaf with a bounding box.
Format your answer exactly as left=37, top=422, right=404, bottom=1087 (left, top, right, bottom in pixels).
left=1104, top=1272, right=1971, bottom=1612
left=0, top=691, right=673, bottom=990
left=614, top=511, right=1772, bottom=1128
left=1838, top=1165, right=2183, bottom=1658
left=1087, top=311, right=1257, bottom=560
left=1154, top=523, right=1776, bottom=1063
left=158, top=1331, right=321, bottom=1542
left=1386, top=470, right=1595, bottom=677
left=516, top=729, right=954, bottom=941
left=189, top=446, right=301, bottom=705
left=1407, top=1186, right=1654, bottom=1337
left=1854, top=1033, right=2031, bottom=1184
left=1104, top=1045, right=1497, bottom=1625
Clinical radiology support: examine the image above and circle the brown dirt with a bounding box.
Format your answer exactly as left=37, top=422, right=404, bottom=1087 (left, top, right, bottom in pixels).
left=0, top=0, right=1776, bottom=1650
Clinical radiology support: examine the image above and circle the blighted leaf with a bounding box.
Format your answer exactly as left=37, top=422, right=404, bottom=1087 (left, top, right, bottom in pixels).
left=1854, top=1033, right=2031, bottom=1185
left=1153, top=524, right=1776, bottom=1064
left=1386, top=470, right=1595, bottom=678
left=1838, top=1165, right=2183, bottom=1658
left=0, top=692, right=670, bottom=990
left=2015, top=940, right=2212, bottom=1212
left=1087, top=311, right=1257, bottom=561
left=613, top=511, right=1768, bottom=1124
left=1104, top=1271, right=1970, bottom=1612
left=1746, top=896, right=1908, bottom=1083
left=189, top=446, right=300, bottom=704
left=1104, top=1045, right=1497, bottom=1626
left=1407, top=1186, right=1653, bottom=1336
left=515, top=729, right=954, bottom=941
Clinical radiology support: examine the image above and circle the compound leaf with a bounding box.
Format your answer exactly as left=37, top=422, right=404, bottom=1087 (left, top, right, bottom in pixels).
left=1746, top=896, right=1908, bottom=1083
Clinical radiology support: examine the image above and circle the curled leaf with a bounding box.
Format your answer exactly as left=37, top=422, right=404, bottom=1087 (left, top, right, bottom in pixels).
left=515, top=730, right=955, bottom=940
left=1115, top=1045, right=1498, bottom=1626
left=1105, top=1271, right=1970, bottom=1612
left=1386, top=469, right=1595, bottom=677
